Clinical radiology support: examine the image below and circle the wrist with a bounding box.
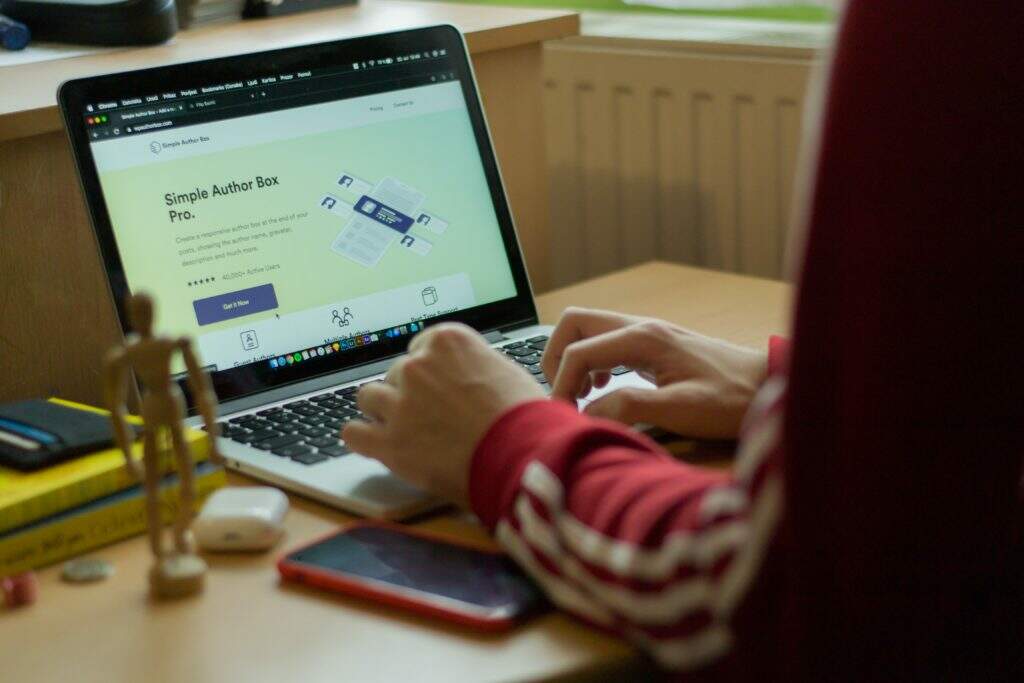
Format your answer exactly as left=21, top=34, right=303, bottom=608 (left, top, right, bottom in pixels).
left=468, top=399, right=579, bottom=529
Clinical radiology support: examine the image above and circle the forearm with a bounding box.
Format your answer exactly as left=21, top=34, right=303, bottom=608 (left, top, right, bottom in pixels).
left=470, top=392, right=785, bottom=671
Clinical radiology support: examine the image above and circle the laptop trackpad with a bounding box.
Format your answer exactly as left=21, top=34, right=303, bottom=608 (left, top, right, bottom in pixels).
left=577, top=370, right=655, bottom=408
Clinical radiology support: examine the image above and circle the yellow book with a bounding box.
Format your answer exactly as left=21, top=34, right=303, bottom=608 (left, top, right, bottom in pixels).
left=0, top=460, right=225, bottom=577
left=0, top=398, right=212, bottom=535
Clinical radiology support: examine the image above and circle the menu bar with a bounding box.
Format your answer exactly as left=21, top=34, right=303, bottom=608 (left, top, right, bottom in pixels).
left=83, top=53, right=455, bottom=142
left=84, top=48, right=448, bottom=116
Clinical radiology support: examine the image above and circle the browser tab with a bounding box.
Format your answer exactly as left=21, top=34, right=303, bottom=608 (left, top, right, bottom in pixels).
left=120, top=97, right=142, bottom=106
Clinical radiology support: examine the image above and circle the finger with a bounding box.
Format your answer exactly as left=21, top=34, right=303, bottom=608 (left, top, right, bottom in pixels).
left=583, top=383, right=724, bottom=437
left=341, top=419, right=391, bottom=459
left=356, top=382, right=400, bottom=422
left=551, top=326, right=653, bottom=401
left=542, top=308, right=642, bottom=381
left=576, top=374, right=593, bottom=400
left=383, top=355, right=407, bottom=388
left=407, top=324, right=437, bottom=353
left=409, top=322, right=479, bottom=354
left=592, top=371, right=612, bottom=390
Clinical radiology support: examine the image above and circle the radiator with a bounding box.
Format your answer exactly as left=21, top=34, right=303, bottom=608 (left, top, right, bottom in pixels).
left=542, top=37, right=817, bottom=286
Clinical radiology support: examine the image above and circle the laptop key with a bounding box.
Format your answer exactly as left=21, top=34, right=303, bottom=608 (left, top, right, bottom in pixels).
left=297, top=414, right=325, bottom=426
left=284, top=400, right=313, bottom=410
left=516, top=354, right=541, bottom=365
left=322, top=418, right=343, bottom=430
left=610, top=366, right=631, bottom=376
left=505, top=347, right=534, bottom=358
left=266, top=412, right=294, bottom=424
left=320, top=444, right=351, bottom=458
left=307, top=436, right=340, bottom=448
left=527, top=364, right=544, bottom=375
left=291, top=406, right=323, bottom=417
left=337, top=386, right=360, bottom=396
left=502, top=341, right=526, bottom=350
left=291, top=451, right=329, bottom=465
left=233, top=428, right=282, bottom=444
left=300, top=426, right=331, bottom=438
left=308, top=394, right=333, bottom=403
left=326, top=407, right=358, bottom=419
left=253, top=434, right=304, bottom=451
left=273, top=443, right=312, bottom=458
left=528, top=340, right=547, bottom=351
left=273, top=421, right=304, bottom=433
left=526, top=335, right=549, bottom=343
left=319, top=398, right=345, bottom=410
left=257, top=407, right=283, bottom=416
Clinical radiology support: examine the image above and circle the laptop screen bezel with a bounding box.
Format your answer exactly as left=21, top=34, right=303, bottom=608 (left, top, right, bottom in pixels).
left=58, top=25, right=538, bottom=410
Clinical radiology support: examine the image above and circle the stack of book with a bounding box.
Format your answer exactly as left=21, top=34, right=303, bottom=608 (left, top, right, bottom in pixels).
left=0, top=400, right=225, bottom=577
left=176, top=0, right=247, bottom=29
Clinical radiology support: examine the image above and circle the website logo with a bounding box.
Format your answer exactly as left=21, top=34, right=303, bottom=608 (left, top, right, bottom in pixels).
left=149, top=141, right=162, bottom=155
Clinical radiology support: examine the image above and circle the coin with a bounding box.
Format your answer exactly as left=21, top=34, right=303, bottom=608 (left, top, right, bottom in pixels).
left=61, top=558, right=114, bottom=583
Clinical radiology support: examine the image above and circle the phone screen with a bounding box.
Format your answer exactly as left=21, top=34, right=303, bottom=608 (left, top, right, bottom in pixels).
left=287, top=526, right=545, bottom=614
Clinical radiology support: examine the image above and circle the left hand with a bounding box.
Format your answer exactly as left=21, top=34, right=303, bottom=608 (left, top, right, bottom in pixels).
left=342, top=323, right=546, bottom=506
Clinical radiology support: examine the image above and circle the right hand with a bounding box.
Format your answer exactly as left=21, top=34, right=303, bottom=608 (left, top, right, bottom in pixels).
left=543, top=308, right=768, bottom=439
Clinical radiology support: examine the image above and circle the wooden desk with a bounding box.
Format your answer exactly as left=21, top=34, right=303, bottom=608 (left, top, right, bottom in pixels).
left=0, top=262, right=791, bottom=683
left=0, top=1, right=577, bottom=407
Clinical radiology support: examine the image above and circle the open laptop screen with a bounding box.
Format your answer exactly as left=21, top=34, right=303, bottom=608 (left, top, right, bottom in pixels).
left=59, top=26, right=536, bottom=407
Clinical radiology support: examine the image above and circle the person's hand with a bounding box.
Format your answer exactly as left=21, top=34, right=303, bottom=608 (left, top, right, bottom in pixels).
left=543, top=308, right=767, bottom=439
left=342, top=323, right=546, bottom=506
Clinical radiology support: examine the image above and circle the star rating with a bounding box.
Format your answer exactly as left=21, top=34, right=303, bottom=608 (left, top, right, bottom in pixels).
left=187, top=277, right=216, bottom=287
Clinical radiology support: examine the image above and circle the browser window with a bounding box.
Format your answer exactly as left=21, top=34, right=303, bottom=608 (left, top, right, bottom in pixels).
left=83, top=54, right=518, bottom=374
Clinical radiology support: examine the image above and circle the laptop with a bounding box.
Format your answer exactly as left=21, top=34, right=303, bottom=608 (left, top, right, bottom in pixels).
left=58, top=25, right=648, bottom=519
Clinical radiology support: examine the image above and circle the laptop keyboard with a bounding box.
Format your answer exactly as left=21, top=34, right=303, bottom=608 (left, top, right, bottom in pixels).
left=214, top=335, right=552, bottom=467
left=499, top=335, right=550, bottom=383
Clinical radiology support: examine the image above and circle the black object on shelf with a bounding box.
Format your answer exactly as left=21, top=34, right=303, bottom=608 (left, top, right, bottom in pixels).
left=0, top=0, right=177, bottom=46
left=243, top=0, right=356, bottom=19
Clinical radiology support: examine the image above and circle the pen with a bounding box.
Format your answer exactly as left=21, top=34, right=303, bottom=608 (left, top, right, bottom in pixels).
left=0, top=13, right=30, bottom=51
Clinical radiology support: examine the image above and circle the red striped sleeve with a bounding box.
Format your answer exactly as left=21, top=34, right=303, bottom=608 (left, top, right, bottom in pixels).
left=469, top=379, right=787, bottom=672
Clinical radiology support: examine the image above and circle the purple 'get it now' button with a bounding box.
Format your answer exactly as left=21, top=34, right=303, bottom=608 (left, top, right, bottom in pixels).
left=193, top=283, right=278, bottom=325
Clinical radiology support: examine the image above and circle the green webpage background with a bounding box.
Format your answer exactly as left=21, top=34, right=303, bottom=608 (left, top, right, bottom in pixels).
left=96, top=106, right=519, bottom=360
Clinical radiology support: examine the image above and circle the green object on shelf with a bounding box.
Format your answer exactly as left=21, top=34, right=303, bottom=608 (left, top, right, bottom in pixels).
left=421, top=0, right=835, bottom=22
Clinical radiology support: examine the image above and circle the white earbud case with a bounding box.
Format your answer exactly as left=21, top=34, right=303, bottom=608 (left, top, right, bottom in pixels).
left=194, top=486, right=289, bottom=552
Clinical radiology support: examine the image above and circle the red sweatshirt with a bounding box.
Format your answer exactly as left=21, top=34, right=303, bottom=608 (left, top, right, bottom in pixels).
left=469, top=3, right=1024, bottom=679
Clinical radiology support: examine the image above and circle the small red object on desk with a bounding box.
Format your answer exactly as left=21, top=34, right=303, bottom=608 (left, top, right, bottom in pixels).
left=2, top=572, right=38, bottom=607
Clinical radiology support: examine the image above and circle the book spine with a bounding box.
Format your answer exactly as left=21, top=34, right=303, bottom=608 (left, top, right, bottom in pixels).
left=0, top=437, right=211, bottom=535
left=0, top=467, right=225, bottom=577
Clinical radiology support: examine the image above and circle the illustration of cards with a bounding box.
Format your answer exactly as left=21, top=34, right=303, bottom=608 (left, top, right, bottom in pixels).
left=318, top=193, right=352, bottom=218
left=336, top=172, right=373, bottom=196
left=331, top=177, right=425, bottom=267
left=415, top=212, right=448, bottom=235
left=398, top=233, right=432, bottom=256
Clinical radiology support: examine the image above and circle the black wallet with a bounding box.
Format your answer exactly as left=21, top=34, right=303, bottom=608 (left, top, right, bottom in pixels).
left=0, top=400, right=131, bottom=471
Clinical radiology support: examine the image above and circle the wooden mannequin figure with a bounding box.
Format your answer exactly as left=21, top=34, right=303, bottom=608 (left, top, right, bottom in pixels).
left=104, top=293, right=223, bottom=598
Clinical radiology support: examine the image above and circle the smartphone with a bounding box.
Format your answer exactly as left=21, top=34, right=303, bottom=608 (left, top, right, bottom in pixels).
left=277, top=522, right=548, bottom=631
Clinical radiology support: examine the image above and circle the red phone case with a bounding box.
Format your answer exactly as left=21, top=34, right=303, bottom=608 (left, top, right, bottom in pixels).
left=277, top=521, right=532, bottom=632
